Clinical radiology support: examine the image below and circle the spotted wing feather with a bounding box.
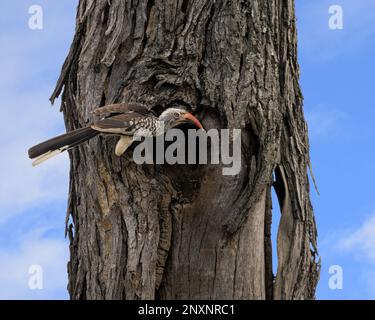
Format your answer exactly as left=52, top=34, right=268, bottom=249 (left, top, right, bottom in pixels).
left=91, top=113, right=143, bottom=134
left=92, top=103, right=151, bottom=117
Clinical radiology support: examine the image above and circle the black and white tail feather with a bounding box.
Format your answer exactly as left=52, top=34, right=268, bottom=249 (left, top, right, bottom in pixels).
left=28, top=127, right=98, bottom=166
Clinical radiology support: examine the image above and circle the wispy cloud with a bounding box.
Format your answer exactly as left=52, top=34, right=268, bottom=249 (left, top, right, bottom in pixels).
left=339, top=213, right=375, bottom=262
left=0, top=227, right=69, bottom=299
left=0, top=90, right=70, bottom=224
left=305, top=104, right=348, bottom=142
left=334, top=213, right=375, bottom=298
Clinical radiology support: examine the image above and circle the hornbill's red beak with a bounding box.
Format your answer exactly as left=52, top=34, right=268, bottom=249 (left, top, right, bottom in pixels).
left=180, top=112, right=204, bottom=129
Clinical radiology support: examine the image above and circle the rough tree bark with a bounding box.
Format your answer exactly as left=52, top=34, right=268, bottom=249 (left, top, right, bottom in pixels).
left=51, top=0, right=320, bottom=299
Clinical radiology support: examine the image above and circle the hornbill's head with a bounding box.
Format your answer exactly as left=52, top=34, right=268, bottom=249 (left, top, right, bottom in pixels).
left=159, top=108, right=204, bottom=131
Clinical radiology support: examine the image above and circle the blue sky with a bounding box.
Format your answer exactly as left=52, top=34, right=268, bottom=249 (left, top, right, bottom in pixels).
left=0, top=0, right=374, bottom=299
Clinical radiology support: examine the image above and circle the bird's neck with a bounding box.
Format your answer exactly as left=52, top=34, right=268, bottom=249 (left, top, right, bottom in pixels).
left=155, top=120, right=169, bottom=136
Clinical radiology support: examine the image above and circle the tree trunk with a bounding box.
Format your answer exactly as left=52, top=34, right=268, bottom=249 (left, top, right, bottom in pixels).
left=51, top=0, right=320, bottom=300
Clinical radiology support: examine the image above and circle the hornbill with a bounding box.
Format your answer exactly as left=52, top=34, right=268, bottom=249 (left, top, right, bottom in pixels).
left=28, top=103, right=203, bottom=166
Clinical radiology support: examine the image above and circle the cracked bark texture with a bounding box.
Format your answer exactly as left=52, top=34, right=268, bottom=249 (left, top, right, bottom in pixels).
left=51, top=0, right=320, bottom=300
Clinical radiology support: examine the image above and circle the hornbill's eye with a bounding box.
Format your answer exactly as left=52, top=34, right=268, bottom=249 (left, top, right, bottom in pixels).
left=173, top=112, right=180, bottom=119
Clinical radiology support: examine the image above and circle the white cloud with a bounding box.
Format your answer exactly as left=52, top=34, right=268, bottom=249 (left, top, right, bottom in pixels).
left=0, top=228, right=69, bottom=299
left=339, top=214, right=375, bottom=262
left=0, top=90, right=70, bottom=224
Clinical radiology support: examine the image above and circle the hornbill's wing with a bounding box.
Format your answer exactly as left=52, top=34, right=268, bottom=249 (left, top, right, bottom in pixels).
left=91, top=103, right=152, bottom=117
left=91, top=112, right=145, bottom=134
